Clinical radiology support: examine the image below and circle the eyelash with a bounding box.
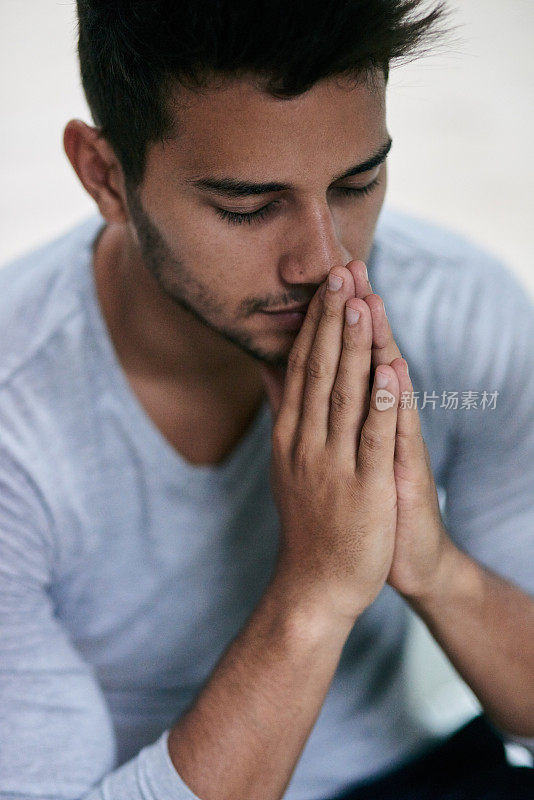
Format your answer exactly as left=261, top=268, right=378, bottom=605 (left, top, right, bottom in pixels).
left=216, top=178, right=382, bottom=226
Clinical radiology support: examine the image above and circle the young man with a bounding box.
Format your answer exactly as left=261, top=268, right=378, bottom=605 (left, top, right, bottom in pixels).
left=0, top=1, right=533, bottom=798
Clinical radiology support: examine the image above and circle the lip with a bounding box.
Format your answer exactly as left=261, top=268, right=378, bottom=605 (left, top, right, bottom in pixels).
left=261, top=304, right=309, bottom=331
left=264, top=303, right=310, bottom=314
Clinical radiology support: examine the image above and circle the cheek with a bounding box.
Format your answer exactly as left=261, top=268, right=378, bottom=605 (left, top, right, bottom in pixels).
left=173, top=223, right=272, bottom=307
left=188, top=213, right=277, bottom=287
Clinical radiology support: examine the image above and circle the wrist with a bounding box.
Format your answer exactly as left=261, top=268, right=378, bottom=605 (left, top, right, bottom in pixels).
left=404, top=537, right=480, bottom=612
left=266, top=559, right=362, bottom=644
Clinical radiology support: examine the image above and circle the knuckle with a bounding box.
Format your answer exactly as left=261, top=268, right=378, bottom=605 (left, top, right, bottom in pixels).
left=397, top=428, right=425, bottom=450
left=306, top=354, right=328, bottom=381
left=342, top=328, right=363, bottom=352
left=394, top=428, right=412, bottom=447
left=330, top=383, right=353, bottom=412
left=307, top=302, right=323, bottom=326
left=322, top=300, right=339, bottom=321
left=292, top=436, right=312, bottom=470
left=366, top=293, right=381, bottom=310
left=360, top=424, right=383, bottom=452
left=287, top=346, right=307, bottom=376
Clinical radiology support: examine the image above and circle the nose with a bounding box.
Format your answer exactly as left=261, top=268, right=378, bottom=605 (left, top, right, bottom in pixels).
left=277, top=201, right=352, bottom=289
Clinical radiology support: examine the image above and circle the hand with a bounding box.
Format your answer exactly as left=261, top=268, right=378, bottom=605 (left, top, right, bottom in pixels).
left=260, top=263, right=401, bottom=624
left=342, top=261, right=453, bottom=601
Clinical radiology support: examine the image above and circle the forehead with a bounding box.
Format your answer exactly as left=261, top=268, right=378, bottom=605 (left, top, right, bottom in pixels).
left=151, top=73, right=387, bottom=182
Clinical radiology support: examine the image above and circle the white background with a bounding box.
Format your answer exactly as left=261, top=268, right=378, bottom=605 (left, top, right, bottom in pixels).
left=1, top=0, right=533, bottom=751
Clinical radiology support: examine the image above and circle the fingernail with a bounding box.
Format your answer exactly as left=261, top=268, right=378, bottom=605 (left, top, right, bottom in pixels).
left=345, top=306, right=360, bottom=326
left=376, top=370, right=389, bottom=388
left=328, top=273, right=343, bottom=291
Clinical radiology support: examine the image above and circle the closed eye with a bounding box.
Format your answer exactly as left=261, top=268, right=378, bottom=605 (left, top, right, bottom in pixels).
left=215, top=177, right=382, bottom=226
left=334, top=178, right=381, bottom=199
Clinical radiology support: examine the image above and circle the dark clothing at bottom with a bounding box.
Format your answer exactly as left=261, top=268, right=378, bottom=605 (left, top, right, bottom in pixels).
left=330, top=715, right=534, bottom=800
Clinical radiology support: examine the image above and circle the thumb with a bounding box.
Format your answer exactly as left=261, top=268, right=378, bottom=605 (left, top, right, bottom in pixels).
left=259, top=363, right=286, bottom=418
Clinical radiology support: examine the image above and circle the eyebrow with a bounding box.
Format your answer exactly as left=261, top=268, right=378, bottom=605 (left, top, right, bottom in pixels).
left=188, top=136, right=393, bottom=198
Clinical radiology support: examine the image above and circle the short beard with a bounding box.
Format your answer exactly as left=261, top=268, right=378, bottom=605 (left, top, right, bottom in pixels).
left=124, top=185, right=289, bottom=370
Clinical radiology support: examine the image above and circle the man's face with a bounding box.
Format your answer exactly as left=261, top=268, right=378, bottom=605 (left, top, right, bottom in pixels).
left=125, top=71, right=389, bottom=369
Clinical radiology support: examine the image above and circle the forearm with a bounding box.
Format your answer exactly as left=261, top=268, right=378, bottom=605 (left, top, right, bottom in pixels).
left=405, top=537, right=534, bottom=737
left=167, top=568, right=354, bottom=800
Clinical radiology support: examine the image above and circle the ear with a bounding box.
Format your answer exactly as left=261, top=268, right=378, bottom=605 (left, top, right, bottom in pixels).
left=63, top=119, right=129, bottom=225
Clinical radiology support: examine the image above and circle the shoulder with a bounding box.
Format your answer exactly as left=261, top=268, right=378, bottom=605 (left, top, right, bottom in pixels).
left=372, top=206, right=534, bottom=388
left=373, top=205, right=517, bottom=283
left=0, top=215, right=106, bottom=577
left=0, top=212, right=105, bottom=492
left=0, top=214, right=105, bottom=388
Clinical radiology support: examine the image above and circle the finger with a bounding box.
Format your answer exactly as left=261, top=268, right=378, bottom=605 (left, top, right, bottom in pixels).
left=345, top=259, right=374, bottom=301
left=276, top=258, right=360, bottom=442
left=390, top=357, right=426, bottom=471
left=364, top=293, right=403, bottom=370
left=298, top=265, right=357, bottom=448
left=325, top=297, right=373, bottom=468
left=345, top=261, right=402, bottom=366
left=275, top=281, right=326, bottom=441
left=356, top=364, right=400, bottom=484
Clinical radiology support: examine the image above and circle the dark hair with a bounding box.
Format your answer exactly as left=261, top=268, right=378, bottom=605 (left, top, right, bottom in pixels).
left=76, top=0, right=450, bottom=191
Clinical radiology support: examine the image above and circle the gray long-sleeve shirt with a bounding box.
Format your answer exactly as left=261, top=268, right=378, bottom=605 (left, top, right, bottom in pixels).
left=0, top=207, right=533, bottom=799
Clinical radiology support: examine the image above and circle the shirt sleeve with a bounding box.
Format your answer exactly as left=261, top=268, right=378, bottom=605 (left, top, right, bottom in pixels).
left=0, top=446, right=201, bottom=800
left=438, top=256, right=534, bottom=752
